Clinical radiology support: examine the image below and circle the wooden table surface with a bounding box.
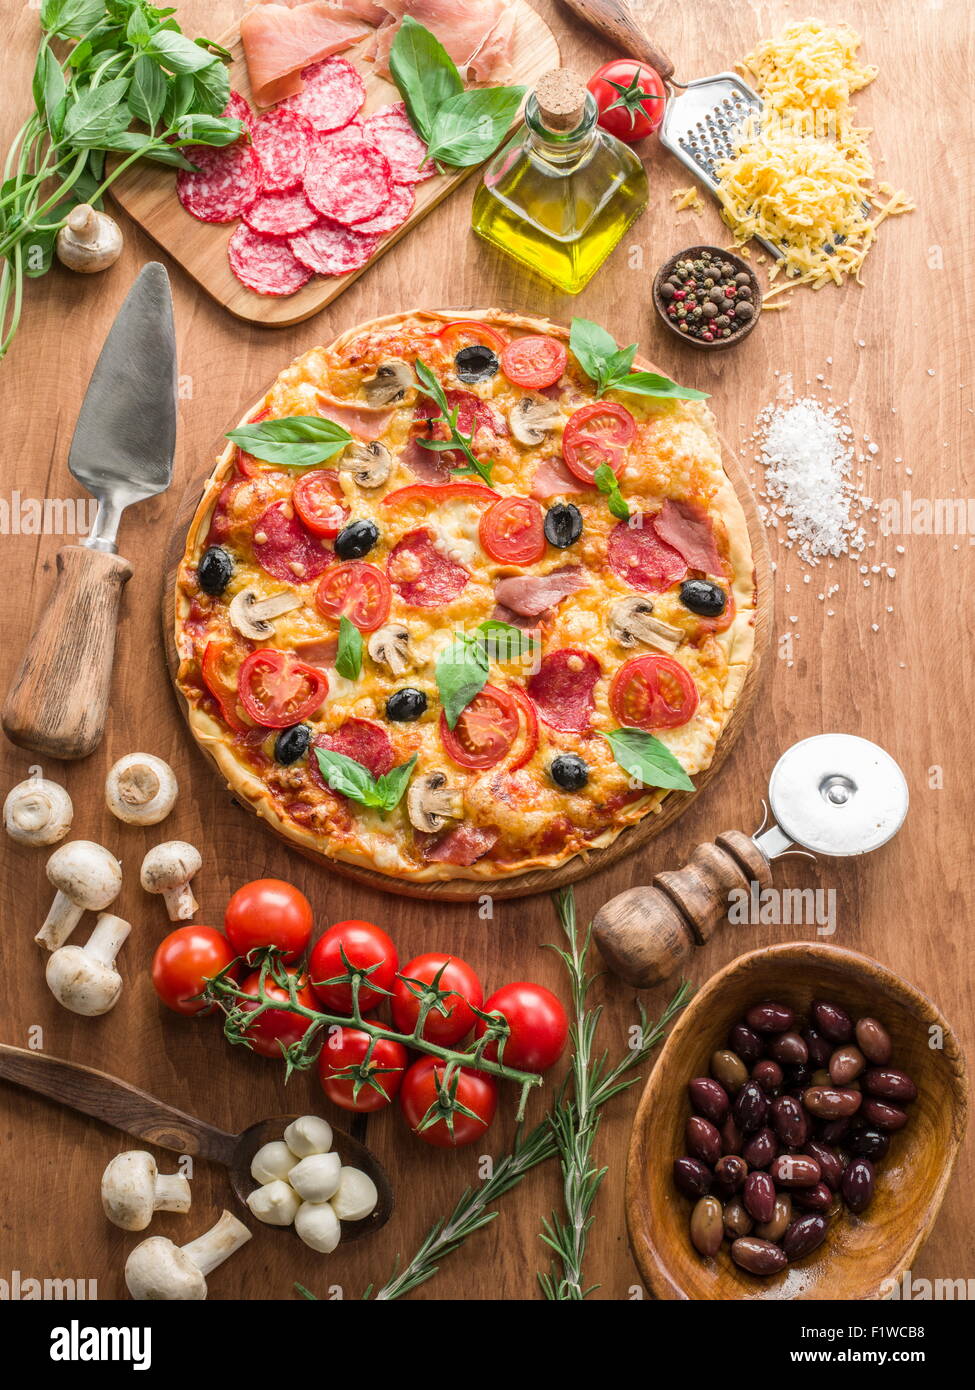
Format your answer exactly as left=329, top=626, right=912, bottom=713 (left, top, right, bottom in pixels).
left=1, top=0, right=972, bottom=1302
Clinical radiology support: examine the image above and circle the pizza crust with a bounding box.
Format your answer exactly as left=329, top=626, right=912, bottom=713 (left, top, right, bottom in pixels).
left=174, top=308, right=757, bottom=882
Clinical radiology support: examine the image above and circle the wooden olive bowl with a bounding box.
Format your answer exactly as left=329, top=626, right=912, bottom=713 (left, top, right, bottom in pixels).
left=626, top=943, right=968, bottom=1300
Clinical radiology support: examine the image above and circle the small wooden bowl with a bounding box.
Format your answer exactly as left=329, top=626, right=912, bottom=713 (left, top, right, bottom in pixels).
left=652, top=246, right=762, bottom=352
left=626, top=943, right=968, bottom=1300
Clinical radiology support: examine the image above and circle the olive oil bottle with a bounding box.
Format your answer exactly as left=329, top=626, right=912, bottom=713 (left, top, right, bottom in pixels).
left=471, top=68, right=648, bottom=295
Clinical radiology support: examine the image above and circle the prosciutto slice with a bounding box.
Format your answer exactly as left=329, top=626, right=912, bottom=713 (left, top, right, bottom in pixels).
left=493, top=567, right=587, bottom=619
left=652, top=499, right=723, bottom=575
left=529, top=456, right=583, bottom=501
left=372, top=0, right=517, bottom=82
left=241, top=2, right=370, bottom=106
left=422, top=824, right=499, bottom=865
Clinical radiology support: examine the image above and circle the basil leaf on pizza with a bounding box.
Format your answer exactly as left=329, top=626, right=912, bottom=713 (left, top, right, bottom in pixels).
left=313, top=747, right=417, bottom=812
left=593, top=463, right=630, bottom=521
left=601, top=728, right=695, bottom=791
left=226, top=416, right=352, bottom=467
left=570, top=318, right=708, bottom=402
left=413, top=359, right=493, bottom=485
left=436, top=622, right=535, bottom=728
left=335, top=617, right=362, bottom=681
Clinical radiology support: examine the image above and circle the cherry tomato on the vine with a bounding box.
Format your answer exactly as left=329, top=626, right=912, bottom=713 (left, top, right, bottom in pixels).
left=391, top=953, right=483, bottom=1045
left=152, top=925, right=237, bottom=1016
left=474, top=982, right=569, bottom=1072
left=224, top=878, right=313, bottom=962
left=309, top=919, right=398, bottom=1013
left=400, top=1058, right=498, bottom=1147
left=238, top=967, right=316, bottom=1059
left=318, top=1025, right=408, bottom=1112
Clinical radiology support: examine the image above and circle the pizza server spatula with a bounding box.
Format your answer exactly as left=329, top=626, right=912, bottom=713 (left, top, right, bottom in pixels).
left=2, top=263, right=177, bottom=760
left=593, top=735, right=909, bottom=987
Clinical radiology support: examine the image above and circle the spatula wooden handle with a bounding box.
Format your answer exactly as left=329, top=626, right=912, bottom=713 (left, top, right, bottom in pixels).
left=557, top=0, right=675, bottom=81
left=592, top=831, right=772, bottom=987
left=0, top=1044, right=237, bottom=1166
left=2, top=544, right=132, bottom=760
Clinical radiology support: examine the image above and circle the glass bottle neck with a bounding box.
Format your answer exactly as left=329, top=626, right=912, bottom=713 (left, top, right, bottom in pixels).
left=525, top=91, right=600, bottom=166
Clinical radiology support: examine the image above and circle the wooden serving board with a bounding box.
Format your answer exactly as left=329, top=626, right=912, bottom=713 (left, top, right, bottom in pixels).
left=110, top=4, right=560, bottom=326
left=161, top=320, right=772, bottom=902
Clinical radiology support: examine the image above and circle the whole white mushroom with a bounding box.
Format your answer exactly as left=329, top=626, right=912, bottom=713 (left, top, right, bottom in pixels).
left=45, top=912, right=131, bottom=1016
left=140, top=841, right=201, bottom=921
left=124, top=1210, right=251, bottom=1301
left=4, top=776, right=73, bottom=847
left=101, top=1151, right=192, bottom=1231
left=36, top=840, right=122, bottom=950
left=106, top=754, right=178, bottom=826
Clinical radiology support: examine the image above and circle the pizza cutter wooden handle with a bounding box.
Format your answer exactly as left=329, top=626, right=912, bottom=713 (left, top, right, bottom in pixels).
left=592, top=831, right=772, bottom=987
left=557, top=0, right=675, bottom=81
left=2, top=544, right=132, bottom=761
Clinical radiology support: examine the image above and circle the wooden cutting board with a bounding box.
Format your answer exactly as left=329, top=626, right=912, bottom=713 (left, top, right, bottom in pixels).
left=109, top=4, right=560, bottom=327
left=161, top=321, right=773, bottom=902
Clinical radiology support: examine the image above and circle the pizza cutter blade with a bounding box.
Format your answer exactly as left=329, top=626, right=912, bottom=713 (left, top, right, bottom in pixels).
left=592, top=735, right=909, bottom=988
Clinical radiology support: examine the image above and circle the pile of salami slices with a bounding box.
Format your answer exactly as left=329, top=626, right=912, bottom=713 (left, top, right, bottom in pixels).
left=176, top=57, right=434, bottom=297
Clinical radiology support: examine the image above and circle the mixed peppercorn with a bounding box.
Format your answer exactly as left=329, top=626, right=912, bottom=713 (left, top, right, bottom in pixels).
left=658, top=250, right=756, bottom=344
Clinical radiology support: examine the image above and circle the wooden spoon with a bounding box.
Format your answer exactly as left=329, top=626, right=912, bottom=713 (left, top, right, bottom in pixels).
left=0, top=1044, right=392, bottom=1243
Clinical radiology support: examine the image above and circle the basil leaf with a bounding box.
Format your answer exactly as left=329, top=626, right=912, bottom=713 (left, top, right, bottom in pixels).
left=99, top=130, right=194, bottom=168
left=336, top=616, right=362, bottom=682
left=33, top=46, right=67, bottom=127
left=62, top=78, right=131, bottom=147
left=172, top=114, right=243, bottom=147
left=414, top=359, right=492, bottom=485
left=476, top=620, right=537, bottom=663
left=148, top=29, right=222, bottom=75
left=594, top=463, right=630, bottom=521
left=601, top=729, right=695, bottom=792
left=226, top=416, right=352, bottom=468
left=41, top=0, right=105, bottom=39
left=569, top=317, right=619, bottom=392
left=192, top=61, right=232, bottom=118
left=23, top=227, right=58, bottom=279
left=570, top=317, right=709, bottom=402
left=128, top=54, right=166, bottom=128
left=425, top=86, right=526, bottom=169
left=388, top=15, right=462, bottom=142
left=436, top=634, right=488, bottom=730
left=126, top=5, right=152, bottom=47
left=610, top=370, right=709, bottom=402
left=313, top=747, right=380, bottom=805
left=162, top=71, right=195, bottom=125
left=374, top=755, right=419, bottom=812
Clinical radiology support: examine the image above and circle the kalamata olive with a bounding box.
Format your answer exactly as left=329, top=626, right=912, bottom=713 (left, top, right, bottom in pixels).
left=734, top=1081, right=768, bottom=1133
left=544, top=502, right=583, bottom=548
left=273, top=723, right=310, bottom=765
left=680, top=579, right=727, bottom=617
left=688, top=1077, right=730, bottom=1124
left=817, top=1117, right=853, bottom=1146
left=386, top=687, right=428, bottom=722
left=751, top=1059, right=784, bottom=1095
left=841, top=1157, right=875, bottom=1214
left=803, top=1140, right=844, bottom=1191
left=791, top=1182, right=834, bottom=1212
left=803, top=1086, right=862, bottom=1119
left=770, top=1031, right=808, bottom=1066
left=786, top=1063, right=813, bottom=1093
left=770, top=1095, right=810, bottom=1148
left=745, top=1001, right=795, bottom=1034
left=710, top=1049, right=748, bottom=1094
left=335, top=518, right=379, bottom=560
left=864, top=1067, right=917, bottom=1103
left=197, top=545, right=234, bottom=595
left=848, top=1127, right=890, bottom=1160
left=829, top=1045, right=866, bottom=1085
left=855, top=1016, right=892, bottom=1065
left=860, top=1096, right=908, bottom=1131
left=810, top=1069, right=831, bottom=1087
left=714, top=1154, right=748, bottom=1194
left=811, top=1000, right=853, bottom=1043
left=742, top=1126, right=779, bottom=1170
left=686, top=1116, right=722, bottom=1166
left=454, top=344, right=499, bottom=382
left=802, top=1027, right=833, bottom=1069
left=723, top=1197, right=753, bottom=1239
left=755, top=1193, right=793, bottom=1243
left=550, top=754, right=589, bottom=791
left=690, top=1196, right=724, bottom=1256
left=743, top=1171, right=776, bottom=1223
left=770, top=1154, right=821, bottom=1188
left=674, top=1156, right=712, bottom=1198
left=731, top=1236, right=788, bottom=1277
left=728, top=1023, right=765, bottom=1064
left=783, top=1213, right=828, bottom=1260
left=720, top=1115, right=743, bottom=1156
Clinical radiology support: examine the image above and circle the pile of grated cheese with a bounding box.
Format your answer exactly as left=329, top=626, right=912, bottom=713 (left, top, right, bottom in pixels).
left=715, top=19, right=914, bottom=296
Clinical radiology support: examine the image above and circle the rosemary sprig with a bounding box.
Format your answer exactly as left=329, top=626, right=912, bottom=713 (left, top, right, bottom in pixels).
left=413, top=358, right=493, bottom=485
left=292, top=898, right=689, bottom=1301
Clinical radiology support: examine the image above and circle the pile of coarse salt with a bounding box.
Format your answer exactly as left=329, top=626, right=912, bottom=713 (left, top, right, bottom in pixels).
left=753, top=395, right=870, bottom=565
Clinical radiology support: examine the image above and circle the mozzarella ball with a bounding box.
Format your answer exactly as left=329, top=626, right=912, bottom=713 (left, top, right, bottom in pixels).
left=246, top=1180, right=301, bottom=1227
left=330, top=1167, right=378, bottom=1221
left=250, top=1140, right=297, bottom=1186
left=283, top=1115, right=333, bottom=1158
left=288, top=1152, right=341, bottom=1202
left=295, top=1200, right=341, bottom=1254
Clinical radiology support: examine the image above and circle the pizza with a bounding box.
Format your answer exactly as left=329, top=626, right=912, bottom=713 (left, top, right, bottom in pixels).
left=173, top=309, right=756, bottom=883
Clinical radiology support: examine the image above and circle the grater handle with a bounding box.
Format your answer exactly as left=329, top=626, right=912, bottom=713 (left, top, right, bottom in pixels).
left=557, top=0, right=675, bottom=81
left=592, top=831, right=772, bottom=987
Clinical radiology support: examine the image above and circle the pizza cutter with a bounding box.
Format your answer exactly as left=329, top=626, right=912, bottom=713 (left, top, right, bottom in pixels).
left=592, top=735, right=909, bottom=987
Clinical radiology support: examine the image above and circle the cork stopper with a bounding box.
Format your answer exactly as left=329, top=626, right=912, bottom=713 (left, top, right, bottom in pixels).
left=534, top=68, right=588, bottom=132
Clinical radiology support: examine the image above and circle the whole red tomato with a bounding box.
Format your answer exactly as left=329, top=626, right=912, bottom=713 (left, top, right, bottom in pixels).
left=238, top=967, right=316, bottom=1059
left=309, top=919, right=398, bottom=1014
left=400, top=1058, right=498, bottom=1148
left=152, top=925, right=237, bottom=1016
left=474, top=982, right=569, bottom=1072
left=588, top=60, right=666, bottom=142
left=318, top=1025, right=408, bottom=1112
left=391, top=953, right=483, bottom=1045
left=224, top=878, right=313, bottom=962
